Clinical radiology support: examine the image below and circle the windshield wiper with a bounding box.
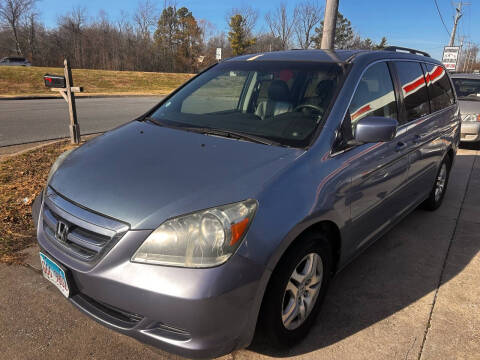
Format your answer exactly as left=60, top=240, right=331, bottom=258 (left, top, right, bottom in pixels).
left=182, top=127, right=283, bottom=146
left=145, top=117, right=283, bottom=146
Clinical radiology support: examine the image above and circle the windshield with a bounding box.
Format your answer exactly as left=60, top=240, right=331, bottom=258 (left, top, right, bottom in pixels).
left=452, top=77, right=480, bottom=100
left=148, top=61, right=344, bottom=147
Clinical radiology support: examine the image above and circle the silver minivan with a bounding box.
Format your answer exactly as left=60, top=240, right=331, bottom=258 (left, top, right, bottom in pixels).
left=33, top=47, right=460, bottom=358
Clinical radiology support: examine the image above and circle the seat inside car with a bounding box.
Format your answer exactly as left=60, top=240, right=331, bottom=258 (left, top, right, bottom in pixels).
left=301, top=79, right=335, bottom=112
left=255, top=80, right=293, bottom=120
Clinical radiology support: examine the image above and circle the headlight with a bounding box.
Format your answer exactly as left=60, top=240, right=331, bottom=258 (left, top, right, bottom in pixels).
left=462, top=113, right=480, bottom=122
left=46, top=149, right=74, bottom=185
left=132, top=199, right=258, bottom=268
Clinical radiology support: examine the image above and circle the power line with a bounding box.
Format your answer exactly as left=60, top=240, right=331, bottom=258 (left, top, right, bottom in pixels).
left=433, top=0, right=451, bottom=37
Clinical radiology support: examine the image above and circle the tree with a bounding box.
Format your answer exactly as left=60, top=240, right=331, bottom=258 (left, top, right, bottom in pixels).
left=312, top=11, right=353, bottom=49
left=294, top=0, right=322, bottom=49
left=57, top=7, right=87, bottom=67
left=250, top=33, right=284, bottom=53
left=374, top=36, right=387, bottom=50
left=226, top=6, right=257, bottom=37
left=175, top=7, right=202, bottom=72
left=133, top=0, right=157, bottom=39
left=155, top=6, right=178, bottom=71
left=228, top=14, right=255, bottom=56
left=0, top=0, right=35, bottom=55
left=154, top=6, right=203, bottom=72
left=265, top=3, right=297, bottom=50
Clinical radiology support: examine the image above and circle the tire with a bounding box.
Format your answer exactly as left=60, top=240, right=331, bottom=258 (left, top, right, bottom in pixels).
left=422, top=154, right=451, bottom=211
left=257, top=232, right=333, bottom=347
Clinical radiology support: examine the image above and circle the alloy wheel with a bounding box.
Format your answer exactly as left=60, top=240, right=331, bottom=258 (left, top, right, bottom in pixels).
left=281, top=253, right=323, bottom=330
left=434, top=163, right=447, bottom=202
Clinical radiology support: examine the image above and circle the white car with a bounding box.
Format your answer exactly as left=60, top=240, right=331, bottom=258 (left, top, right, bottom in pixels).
left=451, top=73, right=480, bottom=143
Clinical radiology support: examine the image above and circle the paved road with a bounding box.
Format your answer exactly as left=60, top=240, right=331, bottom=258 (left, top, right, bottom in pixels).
left=0, top=97, right=162, bottom=147
left=0, top=146, right=479, bottom=359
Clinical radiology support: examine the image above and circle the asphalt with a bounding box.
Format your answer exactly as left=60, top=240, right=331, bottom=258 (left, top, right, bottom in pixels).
left=0, top=146, right=479, bottom=360
left=0, top=97, right=162, bottom=147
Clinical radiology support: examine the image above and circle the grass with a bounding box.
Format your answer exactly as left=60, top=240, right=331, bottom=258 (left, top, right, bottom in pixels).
left=0, top=141, right=76, bottom=264
left=0, top=66, right=194, bottom=98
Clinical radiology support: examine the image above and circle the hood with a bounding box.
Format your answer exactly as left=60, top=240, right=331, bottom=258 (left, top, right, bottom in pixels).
left=50, top=121, right=302, bottom=229
left=458, top=99, right=480, bottom=115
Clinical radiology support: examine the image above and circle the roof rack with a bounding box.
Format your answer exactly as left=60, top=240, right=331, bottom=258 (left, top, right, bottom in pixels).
left=383, top=46, right=430, bottom=57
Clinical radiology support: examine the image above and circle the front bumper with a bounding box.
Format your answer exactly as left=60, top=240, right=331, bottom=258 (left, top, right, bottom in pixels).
left=460, top=122, right=480, bottom=142
left=35, top=199, right=268, bottom=358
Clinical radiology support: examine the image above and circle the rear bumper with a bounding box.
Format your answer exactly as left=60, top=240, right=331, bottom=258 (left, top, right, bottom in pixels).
left=35, top=200, right=269, bottom=358
left=460, top=122, right=480, bottom=142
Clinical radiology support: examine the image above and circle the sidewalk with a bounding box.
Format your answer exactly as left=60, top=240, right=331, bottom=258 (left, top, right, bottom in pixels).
left=0, top=148, right=478, bottom=360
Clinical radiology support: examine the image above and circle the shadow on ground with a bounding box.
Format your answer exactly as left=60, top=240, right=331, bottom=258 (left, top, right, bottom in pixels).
left=248, top=150, right=479, bottom=357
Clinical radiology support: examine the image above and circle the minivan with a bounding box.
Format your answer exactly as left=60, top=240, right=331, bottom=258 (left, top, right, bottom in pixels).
left=33, top=47, right=460, bottom=358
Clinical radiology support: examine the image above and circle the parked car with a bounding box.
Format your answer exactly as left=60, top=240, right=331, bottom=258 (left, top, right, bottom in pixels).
left=32, top=47, right=460, bottom=358
left=451, top=73, right=480, bottom=143
left=0, top=56, right=31, bottom=66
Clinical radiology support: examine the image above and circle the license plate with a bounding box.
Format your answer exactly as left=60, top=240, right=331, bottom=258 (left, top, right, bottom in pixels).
left=39, top=252, right=70, bottom=298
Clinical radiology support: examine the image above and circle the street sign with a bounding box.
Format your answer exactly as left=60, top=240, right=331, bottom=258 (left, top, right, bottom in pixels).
left=216, top=48, right=222, bottom=60
left=442, top=46, right=460, bottom=71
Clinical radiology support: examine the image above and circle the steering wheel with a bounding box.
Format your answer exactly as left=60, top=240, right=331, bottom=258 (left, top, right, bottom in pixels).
left=293, top=104, right=324, bottom=114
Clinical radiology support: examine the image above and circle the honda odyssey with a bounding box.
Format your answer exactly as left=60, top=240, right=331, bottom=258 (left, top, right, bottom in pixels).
left=33, top=47, right=460, bottom=358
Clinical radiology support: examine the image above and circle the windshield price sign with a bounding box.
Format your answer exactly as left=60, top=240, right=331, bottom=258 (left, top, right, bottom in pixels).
left=442, top=46, right=460, bottom=71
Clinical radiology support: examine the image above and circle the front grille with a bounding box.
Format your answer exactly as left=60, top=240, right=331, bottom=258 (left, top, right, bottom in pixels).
left=42, top=187, right=129, bottom=261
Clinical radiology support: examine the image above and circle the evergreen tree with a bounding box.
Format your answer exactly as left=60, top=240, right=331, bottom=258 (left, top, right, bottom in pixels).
left=228, top=14, right=255, bottom=56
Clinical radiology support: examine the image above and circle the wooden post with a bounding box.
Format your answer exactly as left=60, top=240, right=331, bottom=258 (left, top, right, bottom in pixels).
left=63, top=58, right=81, bottom=144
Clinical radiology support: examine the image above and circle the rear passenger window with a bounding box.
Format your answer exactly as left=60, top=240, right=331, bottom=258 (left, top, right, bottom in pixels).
left=349, top=62, right=398, bottom=134
left=424, top=63, right=455, bottom=112
left=395, top=62, right=430, bottom=121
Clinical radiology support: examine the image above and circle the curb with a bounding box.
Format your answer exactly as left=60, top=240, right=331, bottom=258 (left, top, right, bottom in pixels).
left=0, top=94, right=166, bottom=101
left=0, top=133, right=102, bottom=160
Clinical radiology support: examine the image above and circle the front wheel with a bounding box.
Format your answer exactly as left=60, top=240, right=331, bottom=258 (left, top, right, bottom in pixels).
left=422, top=154, right=451, bottom=211
left=258, top=233, right=332, bottom=346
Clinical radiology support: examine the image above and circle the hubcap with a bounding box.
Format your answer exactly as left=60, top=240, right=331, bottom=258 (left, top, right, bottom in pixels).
left=434, top=163, right=447, bottom=202
left=281, top=253, right=323, bottom=330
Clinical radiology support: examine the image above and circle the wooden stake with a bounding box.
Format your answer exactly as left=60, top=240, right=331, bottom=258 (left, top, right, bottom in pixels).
left=63, top=58, right=81, bottom=144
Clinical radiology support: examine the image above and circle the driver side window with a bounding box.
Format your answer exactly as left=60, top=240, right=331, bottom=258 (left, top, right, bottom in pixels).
left=349, top=62, right=398, bottom=136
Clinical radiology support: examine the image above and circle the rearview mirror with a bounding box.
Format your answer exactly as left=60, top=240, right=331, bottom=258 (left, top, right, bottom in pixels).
left=355, top=116, right=398, bottom=143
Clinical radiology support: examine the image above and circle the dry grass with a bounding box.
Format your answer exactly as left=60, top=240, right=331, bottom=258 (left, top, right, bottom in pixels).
left=0, top=141, right=76, bottom=264
left=0, top=66, right=194, bottom=97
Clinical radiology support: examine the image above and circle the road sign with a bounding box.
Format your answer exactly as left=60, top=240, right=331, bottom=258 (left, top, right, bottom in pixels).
left=216, top=48, right=222, bottom=60
left=442, top=46, right=460, bottom=71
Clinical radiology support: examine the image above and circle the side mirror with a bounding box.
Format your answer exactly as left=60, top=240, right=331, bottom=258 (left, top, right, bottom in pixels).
left=355, top=116, right=398, bottom=143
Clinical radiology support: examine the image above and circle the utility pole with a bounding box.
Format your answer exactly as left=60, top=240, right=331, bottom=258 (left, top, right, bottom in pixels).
left=321, top=0, right=339, bottom=50
left=449, top=2, right=469, bottom=46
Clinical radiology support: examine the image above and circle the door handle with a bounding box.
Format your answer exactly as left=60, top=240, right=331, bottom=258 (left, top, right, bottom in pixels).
left=395, top=141, right=407, bottom=152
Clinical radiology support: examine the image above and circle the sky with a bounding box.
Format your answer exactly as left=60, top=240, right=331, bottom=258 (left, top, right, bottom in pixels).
left=38, top=0, right=479, bottom=61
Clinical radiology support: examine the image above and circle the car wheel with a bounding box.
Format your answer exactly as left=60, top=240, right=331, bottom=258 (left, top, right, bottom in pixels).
left=422, top=154, right=451, bottom=211
left=258, top=232, right=332, bottom=346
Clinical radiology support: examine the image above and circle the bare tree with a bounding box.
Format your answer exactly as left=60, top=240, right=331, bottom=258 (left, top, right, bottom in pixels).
left=133, top=0, right=157, bottom=38
left=294, top=0, right=322, bottom=49
left=265, top=3, right=297, bottom=50
left=0, top=0, right=35, bottom=55
left=198, top=19, right=215, bottom=46
left=226, top=6, right=258, bottom=37
left=57, top=6, right=87, bottom=67
left=22, top=9, right=37, bottom=60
